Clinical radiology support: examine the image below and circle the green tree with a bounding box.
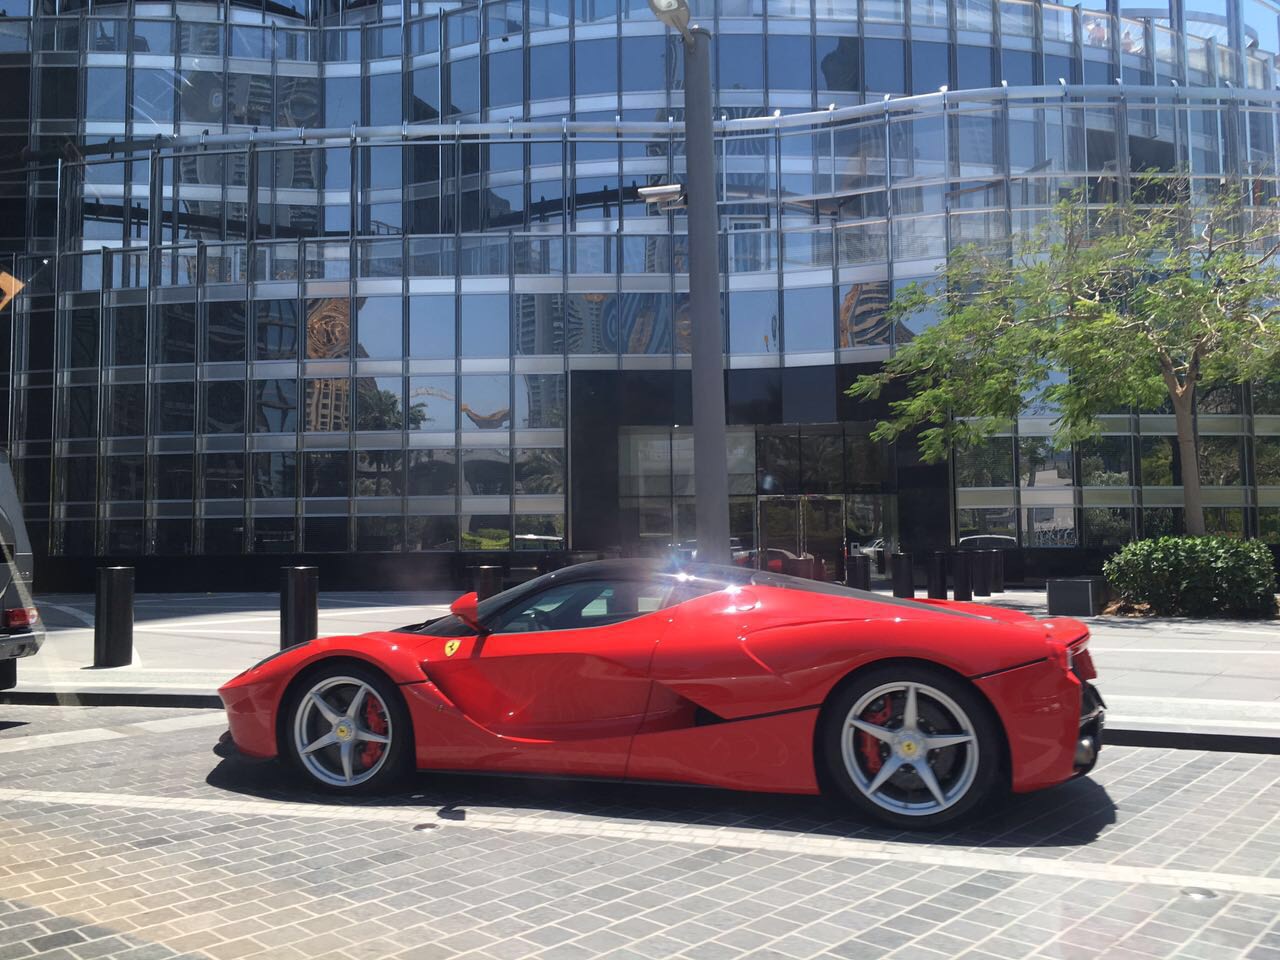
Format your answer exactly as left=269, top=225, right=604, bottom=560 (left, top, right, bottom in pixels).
left=849, top=178, right=1280, bottom=535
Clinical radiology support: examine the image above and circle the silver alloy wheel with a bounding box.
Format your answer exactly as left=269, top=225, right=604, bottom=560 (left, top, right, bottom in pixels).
left=292, top=675, right=393, bottom=787
left=840, top=681, right=979, bottom=817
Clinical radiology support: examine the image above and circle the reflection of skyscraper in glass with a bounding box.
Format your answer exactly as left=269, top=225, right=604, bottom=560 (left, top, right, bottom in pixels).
left=567, top=293, right=610, bottom=354
left=305, top=298, right=352, bottom=432
left=513, top=293, right=564, bottom=356
left=838, top=283, right=892, bottom=348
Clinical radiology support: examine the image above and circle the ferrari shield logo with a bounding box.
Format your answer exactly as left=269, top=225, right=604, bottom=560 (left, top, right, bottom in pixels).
left=444, top=640, right=460, bottom=657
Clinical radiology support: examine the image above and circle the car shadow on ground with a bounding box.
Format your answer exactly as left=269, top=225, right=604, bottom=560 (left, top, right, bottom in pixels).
left=206, top=757, right=1117, bottom=851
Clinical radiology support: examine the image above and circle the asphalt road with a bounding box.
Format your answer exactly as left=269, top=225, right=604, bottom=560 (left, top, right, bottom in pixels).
left=0, top=703, right=1277, bottom=960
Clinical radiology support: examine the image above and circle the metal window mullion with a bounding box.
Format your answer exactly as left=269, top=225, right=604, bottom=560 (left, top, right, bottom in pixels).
left=774, top=122, right=784, bottom=357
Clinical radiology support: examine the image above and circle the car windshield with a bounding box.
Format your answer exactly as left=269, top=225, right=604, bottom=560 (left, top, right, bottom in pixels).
left=409, top=560, right=974, bottom=636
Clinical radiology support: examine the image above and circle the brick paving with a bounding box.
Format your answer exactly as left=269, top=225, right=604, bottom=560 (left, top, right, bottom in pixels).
left=0, top=705, right=1277, bottom=960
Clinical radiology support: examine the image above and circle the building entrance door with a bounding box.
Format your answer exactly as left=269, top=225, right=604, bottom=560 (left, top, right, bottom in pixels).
left=757, top=495, right=845, bottom=581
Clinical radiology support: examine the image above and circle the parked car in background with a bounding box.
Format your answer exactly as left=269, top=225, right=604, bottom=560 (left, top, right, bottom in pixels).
left=0, top=451, right=42, bottom=691
left=957, top=535, right=1019, bottom=550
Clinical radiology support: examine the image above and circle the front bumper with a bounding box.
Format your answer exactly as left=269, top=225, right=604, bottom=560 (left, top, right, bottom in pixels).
left=1073, top=679, right=1106, bottom=776
left=0, top=626, right=44, bottom=661
left=975, top=658, right=1104, bottom=793
left=213, top=729, right=272, bottom=764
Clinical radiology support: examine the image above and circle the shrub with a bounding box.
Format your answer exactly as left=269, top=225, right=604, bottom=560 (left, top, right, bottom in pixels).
left=1103, top=536, right=1278, bottom=618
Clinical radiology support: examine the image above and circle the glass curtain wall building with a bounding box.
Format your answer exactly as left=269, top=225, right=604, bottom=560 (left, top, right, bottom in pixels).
left=4, top=0, right=1280, bottom=585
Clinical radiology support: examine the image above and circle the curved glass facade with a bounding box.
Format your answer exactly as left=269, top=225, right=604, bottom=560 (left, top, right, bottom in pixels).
left=5, top=0, right=1280, bottom=579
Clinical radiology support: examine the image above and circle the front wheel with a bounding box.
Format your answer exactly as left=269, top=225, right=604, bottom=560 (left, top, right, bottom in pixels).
left=282, top=663, right=411, bottom=793
left=821, top=665, right=1004, bottom=829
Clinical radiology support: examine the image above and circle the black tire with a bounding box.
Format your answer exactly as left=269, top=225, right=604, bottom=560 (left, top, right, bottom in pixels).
left=820, top=663, right=1004, bottom=830
left=280, top=661, right=412, bottom=794
left=0, top=658, right=15, bottom=691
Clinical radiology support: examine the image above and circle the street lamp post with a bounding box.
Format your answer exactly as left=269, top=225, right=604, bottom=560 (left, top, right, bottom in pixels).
left=647, top=0, right=732, bottom=564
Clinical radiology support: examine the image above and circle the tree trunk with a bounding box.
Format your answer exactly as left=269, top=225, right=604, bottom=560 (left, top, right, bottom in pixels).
left=1171, top=390, right=1206, bottom=536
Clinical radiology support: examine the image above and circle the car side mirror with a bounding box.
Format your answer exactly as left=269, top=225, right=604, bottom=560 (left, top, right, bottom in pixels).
left=450, top=591, right=484, bottom=634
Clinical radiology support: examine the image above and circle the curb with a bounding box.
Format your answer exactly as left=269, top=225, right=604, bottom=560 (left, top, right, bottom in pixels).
left=1106, top=726, right=1280, bottom=756
left=0, top=691, right=222, bottom=709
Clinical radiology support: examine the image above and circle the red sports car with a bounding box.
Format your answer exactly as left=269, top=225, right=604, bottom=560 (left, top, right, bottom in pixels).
left=216, top=559, right=1104, bottom=828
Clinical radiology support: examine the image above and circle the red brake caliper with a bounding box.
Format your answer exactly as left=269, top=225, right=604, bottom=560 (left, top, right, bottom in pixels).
left=360, top=697, right=388, bottom=769
left=857, top=696, right=893, bottom=774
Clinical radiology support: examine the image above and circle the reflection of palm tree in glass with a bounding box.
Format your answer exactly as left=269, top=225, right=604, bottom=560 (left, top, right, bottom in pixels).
left=517, top=449, right=565, bottom=494
left=354, top=387, right=421, bottom=495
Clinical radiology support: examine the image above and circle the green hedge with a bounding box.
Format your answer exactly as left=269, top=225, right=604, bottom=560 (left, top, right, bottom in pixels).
left=1103, top=536, right=1278, bottom=618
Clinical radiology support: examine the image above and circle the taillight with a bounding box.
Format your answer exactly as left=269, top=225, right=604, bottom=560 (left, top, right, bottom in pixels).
left=4, top=607, right=38, bottom=629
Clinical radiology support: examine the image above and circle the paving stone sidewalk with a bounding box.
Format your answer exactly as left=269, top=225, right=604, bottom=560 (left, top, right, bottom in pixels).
left=1, top=704, right=1278, bottom=960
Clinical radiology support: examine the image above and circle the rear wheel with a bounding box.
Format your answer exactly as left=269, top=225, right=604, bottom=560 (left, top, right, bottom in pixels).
left=282, top=663, right=410, bottom=793
left=821, top=664, right=1003, bottom=829
left=0, top=658, right=14, bottom=691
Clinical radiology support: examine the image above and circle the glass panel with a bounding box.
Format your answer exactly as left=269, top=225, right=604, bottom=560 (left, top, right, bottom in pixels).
left=955, top=438, right=1014, bottom=486
left=784, top=286, right=834, bottom=353
left=460, top=293, right=509, bottom=358
left=153, top=381, right=194, bottom=434
left=837, top=281, right=891, bottom=347
left=816, top=37, right=860, bottom=92
left=409, top=377, right=457, bottom=430
left=864, top=39, right=906, bottom=94
left=357, top=516, right=404, bottom=551
left=356, top=450, right=404, bottom=497
left=355, top=377, right=405, bottom=431
left=155, top=303, right=196, bottom=364
left=1023, top=507, right=1077, bottom=547
left=1078, top=437, right=1132, bottom=485
left=461, top=375, right=511, bottom=432
left=1139, top=436, right=1178, bottom=485
left=253, top=379, right=298, bottom=433
left=514, top=448, right=565, bottom=494
left=304, top=451, right=350, bottom=496
left=204, top=381, right=246, bottom=434
left=408, top=449, right=457, bottom=495
left=729, top=290, right=779, bottom=355
left=514, top=374, right=566, bottom=429
left=255, top=300, right=300, bottom=360
left=1199, top=436, right=1243, bottom=485
left=1017, top=438, right=1073, bottom=487
left=355, top=297, right=404, bottom=359
left=530, top=44, right=570, bottom=101
left=304, top=377, right=350, bottom=432
left=409, top=295, right=456, bottom=358
left=461, top=448, right=511, bottom=495
left=719, top=35, right=764, bottom=92
left=205, top=302, right=247, bottom=363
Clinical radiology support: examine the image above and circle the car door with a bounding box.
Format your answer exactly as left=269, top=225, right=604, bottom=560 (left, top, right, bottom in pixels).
left=423, top=577, right=673, bottom=776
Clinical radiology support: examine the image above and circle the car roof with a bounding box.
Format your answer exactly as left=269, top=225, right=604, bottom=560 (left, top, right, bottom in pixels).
left=539, top=559, right=975, bottom=618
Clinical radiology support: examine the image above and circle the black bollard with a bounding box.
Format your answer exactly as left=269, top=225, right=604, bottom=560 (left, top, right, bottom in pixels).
left=847, top=554, right=871, bottom=591
left=926, top=551, right=947, bottom=599
left=972, top=550, right=992, bottom=597
left=990, top=550, right=1005, bottom=592
left=952, top=551, right=973, bottom=601
left=281, top=566, right=319, bottom=650
left=94, top=566, right=134, bottom=668
left=471, top=564, right=503, bottom=600
left=874, top=547, right=886, bottom=576
left=891, top=552, right=914, bottom=598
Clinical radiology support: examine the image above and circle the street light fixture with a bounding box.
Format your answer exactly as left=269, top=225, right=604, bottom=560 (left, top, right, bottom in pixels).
left=647, top=0, right=692, bottom=42
left=647, top=0, right=732, bottom=564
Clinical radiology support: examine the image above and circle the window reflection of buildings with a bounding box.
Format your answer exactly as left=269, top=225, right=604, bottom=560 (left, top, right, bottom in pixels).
left=837, top=282, right=891, bottom=347
left=304, top=298, right=352, bottom=433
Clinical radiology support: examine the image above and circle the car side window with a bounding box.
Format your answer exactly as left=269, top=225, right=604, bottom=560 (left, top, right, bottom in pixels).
left=488, top=579, right=669, bottom=634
